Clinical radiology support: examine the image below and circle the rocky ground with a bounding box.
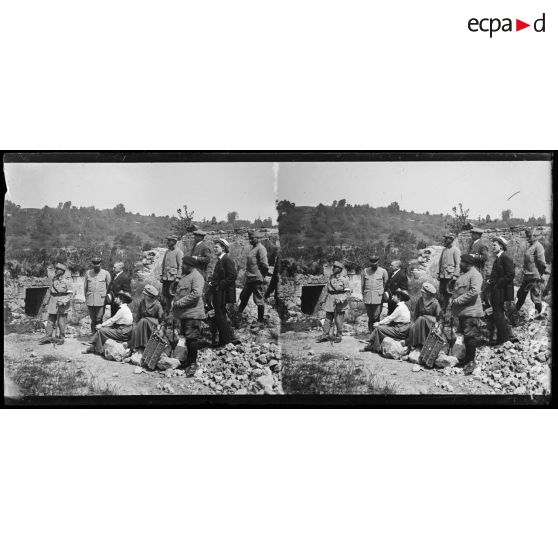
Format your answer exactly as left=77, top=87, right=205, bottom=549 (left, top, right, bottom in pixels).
left=4, top=299, right=283, bottom=398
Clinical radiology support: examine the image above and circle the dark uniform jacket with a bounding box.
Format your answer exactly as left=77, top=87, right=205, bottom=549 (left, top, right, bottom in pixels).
left=191, top=241, right=212, bottom=280
left=211, top=254, right=237, bottom=303
left=385, top=269, right=409, bottom=297
left=489, top=252, right=515, bottom=302
left=468, top=239, right=490, bottom=275
left=108, top=272, right=131, bottom=301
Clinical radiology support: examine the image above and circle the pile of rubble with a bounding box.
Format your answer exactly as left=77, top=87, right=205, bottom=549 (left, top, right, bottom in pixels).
left=193, top=340, right=283, bottom=395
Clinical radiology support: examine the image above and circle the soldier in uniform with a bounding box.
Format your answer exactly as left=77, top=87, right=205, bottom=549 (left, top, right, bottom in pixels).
left=450, top=254, right=484, bottom=372
left=438, top=233, right=461, bottom=312
left=238, top=231, right=269, bottom=324
left=317, top=261, right=352, bottom=343
left=172, top=256, right=206, bottom=371
left=39, top=263, right=74, bottom=345
left=468, top=227, right=490, bottom=278
left=160, top=234, right=184, bottom=314
left=361, top=255, right=388, bottom=332
left=516, top=228, right=547, bottom=319
left=190, top=229, right=212, bottom=281
left=84, top=256, right=111, bottom=335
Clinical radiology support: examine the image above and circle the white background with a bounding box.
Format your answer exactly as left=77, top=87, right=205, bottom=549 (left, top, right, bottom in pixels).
left=1, top=2, right=556, bottom=558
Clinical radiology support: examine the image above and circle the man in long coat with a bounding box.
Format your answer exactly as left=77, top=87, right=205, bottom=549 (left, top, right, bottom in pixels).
left=160, top=234, right=184, bottom=314
left=361, top=255, right=388, bottom=332
left=107, top=261, right=131, bottom=317
left=84, top=256, right=111, bottom=334
left=486, top=236, right=515, bottom=345
left=190, top=229, right=212, bottom=281
left=450, top=254, right=484, bottom=372
left=385, top=259, right=408, bottom=315
left=438, top=233, right=461, bottom=312
left=172, top=256, right=206, bottom=370
left=516, top=229, right=547, bottom=318
left=238, top=231, right=269, bottom=324
left=209, top=238, right=238, bottom=346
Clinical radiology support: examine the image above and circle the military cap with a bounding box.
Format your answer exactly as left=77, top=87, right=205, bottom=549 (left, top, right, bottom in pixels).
left=215, top=238, right=230, bottom=251
left=91, top=256, right=102, bottom=264
left=167, top=234, right=178, bottom=242
left=55, top=263, right=67, bottom=272
left=369, top=254, right=380, bottom=263
left=470, top=227, right=484, bottom=234
left=420, top=282, right=437, bottom=295
left=193, top=229, right=207, bottom=237
left=116, top=291, right=133, bottom=303
left=332, top=260, right=345, bottom=270
left=182, top=255, right=197, bottom=266
left=461, top=254, right=476, bottom=264
left=492, top=236, right=508, bottom=250
left=394, top=289, right=410, bottom=302
left=142, top=284, right=159, bottom=298
left=443, top=232, right=456, bottom=240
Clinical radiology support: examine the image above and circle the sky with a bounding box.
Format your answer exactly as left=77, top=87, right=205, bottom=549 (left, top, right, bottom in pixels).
left=277, top=161, right=552, bottom=221
left=4, top=162, right=278, bottom=221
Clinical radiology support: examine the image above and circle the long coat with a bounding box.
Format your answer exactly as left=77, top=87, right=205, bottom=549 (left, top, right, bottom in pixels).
left=361, top=266, right=388, bottom=304
left=451, top=267, right=484, bottom=318
left=385, top=269, right=409, bottom=297
left=211, top=254, right=237, bottom=303
left=84, top=269, right=111, bottom=307
left=323, top=274, right=350, bottom=313
left=489, top=253, right=515, bottom=302
left=172, top=268, right=206, bottom=320
left=46, top=277, right=73, bottom=314
left=469, top=239, right=490, bottom=275
left=191, top=241, right=212, bottom=280
left=108, top=272, right=131, bottom=300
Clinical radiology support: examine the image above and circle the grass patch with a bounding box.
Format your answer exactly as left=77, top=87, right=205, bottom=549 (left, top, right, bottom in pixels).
left=282, top=353, right=397, bottom=395
left=5, top=356, right=118, bottom=397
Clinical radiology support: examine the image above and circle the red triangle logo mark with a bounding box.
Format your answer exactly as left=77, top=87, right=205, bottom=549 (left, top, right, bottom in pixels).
left=516, top=19, right=530, bottom=31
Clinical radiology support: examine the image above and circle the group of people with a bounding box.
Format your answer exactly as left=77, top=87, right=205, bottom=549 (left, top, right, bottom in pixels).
left=39, top=229, right=270, bottom=372
left=318, top=228, right=548, bottom=373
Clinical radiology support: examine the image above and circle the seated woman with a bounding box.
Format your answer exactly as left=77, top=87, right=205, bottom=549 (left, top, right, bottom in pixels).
left=82, top=291, right=133, bottom=355
left=406, top=282, right=442, bottom=349
left=129, top=284, right=165, bottom=353
left=361, top=289, right=411, bottom=353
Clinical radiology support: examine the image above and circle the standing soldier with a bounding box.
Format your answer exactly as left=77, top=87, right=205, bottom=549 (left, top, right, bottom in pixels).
left=468, top=227, right=490, bottom=279
left=438, top=233, right=461, bottom=312
left=39, top=263, right=74, bottom=345
left=172, top=256, right=206, bottom=371
left=317, top=261, right=352, bottom=343
left=486, top=236, right=515, bottom=345
left=450, top=254, right=484, bottom=373
left=385, top=259, right=408, bottom=315
left=191, top=229, right=212, bottom=281
left=84, top=256, right=111, bottom=335
left=516, top=229, right=547, bottom=319
left=238, top=231, right=269, bottom=324
left=361, top=255, right=388, bottom=332
left=160, top=234, right=184, bottom=314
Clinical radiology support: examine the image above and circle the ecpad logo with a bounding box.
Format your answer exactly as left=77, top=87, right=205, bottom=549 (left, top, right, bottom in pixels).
left=468, top=13, right=546, bottom=37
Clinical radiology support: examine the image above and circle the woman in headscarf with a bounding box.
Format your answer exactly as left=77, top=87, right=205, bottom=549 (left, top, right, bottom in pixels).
left=129, top=284, right=165, bottom=352
left=406, top=282, right=442, bottom=349
left=316, top=261, right=352, bottom=343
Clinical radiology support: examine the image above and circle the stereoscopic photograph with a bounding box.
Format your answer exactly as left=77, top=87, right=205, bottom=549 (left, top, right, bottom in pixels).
left=2, top=153, right=554, bottom=403
left=277, top=158, right=553, bottom=397
left=4, top=157, right=282, bottom=398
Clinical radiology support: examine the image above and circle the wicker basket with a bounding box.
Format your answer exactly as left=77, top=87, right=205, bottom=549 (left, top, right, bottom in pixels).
left=419, top=327, right=447, bottom=368
left=141, top=330, right=170, bottom=371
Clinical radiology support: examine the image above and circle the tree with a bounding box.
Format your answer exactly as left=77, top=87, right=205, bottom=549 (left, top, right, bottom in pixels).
left=211, top=216, right=217, bottom=225
left=501, top=209, right=512, bottom=222
left=171, top=204, right=195, bottom=237
left=113, top=203, right=126, bottom=217
left=448, top=203, right=470, bottom=234
left=387, top=201, right=400, bottom=214
left=485, top=214, right=491, bottom=223
left=227, top=211, right=238, bottom=224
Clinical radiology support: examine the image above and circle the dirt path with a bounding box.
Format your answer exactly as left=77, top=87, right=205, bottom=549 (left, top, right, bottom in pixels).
left=4, top=333, right=212, bottom=396
left=281, top=330, right=491, bottom=395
